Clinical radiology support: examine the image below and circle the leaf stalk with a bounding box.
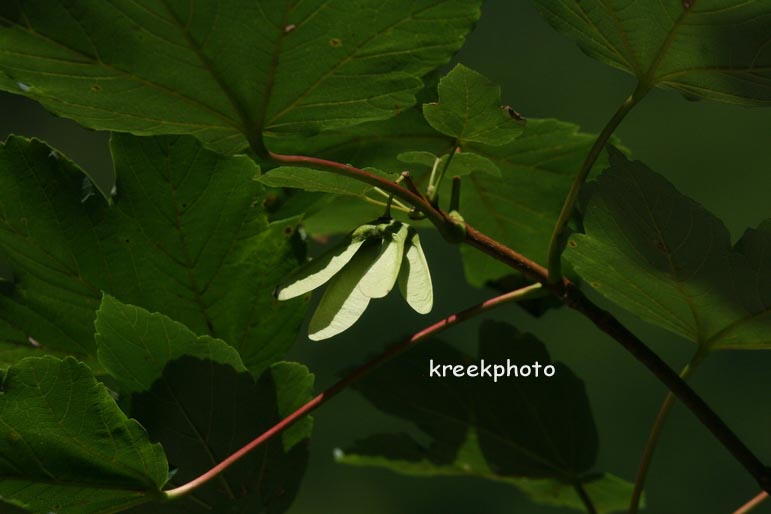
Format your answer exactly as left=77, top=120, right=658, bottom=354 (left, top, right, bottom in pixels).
left=545, top=82, right=649, bottom=283
left=573, top=480, right=598, bottom=514
left=628, top=346, right=708, bottom=514
left=450, top=176, right=461, bottom=213
left=733, top=491, right=769, bottom=514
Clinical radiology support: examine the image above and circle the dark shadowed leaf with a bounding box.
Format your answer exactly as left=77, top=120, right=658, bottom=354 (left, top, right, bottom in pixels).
left=256, top=165, right=396, bottom=213
left=129, top=357, right=314, bottom=514
left=258, top=167, right=373, bottom=196
left=534, top=0, right=771, bottom=105
left=0, top=356, right=168, bottom=514
left=0, top=499, right=28, bottom=514
left=566, top=150, right=770, bottom=350
left=0, top=0, right=482, bottom=154
left=270, top=108, right=450, bottom=175
left=338, top=321, right=635, bottom=512
left=95, top=295, right=246, bottom=393
left=474, top=322, right=597, bottom=478
left=0, top=135, right=306, bottom=372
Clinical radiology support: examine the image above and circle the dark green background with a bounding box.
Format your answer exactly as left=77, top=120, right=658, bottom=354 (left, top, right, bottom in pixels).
left=1, top=2, right=769, bottom=513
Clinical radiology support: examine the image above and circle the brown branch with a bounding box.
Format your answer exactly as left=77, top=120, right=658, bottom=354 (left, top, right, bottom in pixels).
left=267, top=151, right=771, bottom=495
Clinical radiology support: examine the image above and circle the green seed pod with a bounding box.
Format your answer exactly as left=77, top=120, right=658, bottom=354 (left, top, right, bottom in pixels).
left=274, top=223, right=379, bottom=301
left=308, top=240, right=382, bottom=341
left=397, top=228, right=433, bottom=314
left=275, top=217, right=434, bottom=341
left=357, top=219, right=409, bottom=299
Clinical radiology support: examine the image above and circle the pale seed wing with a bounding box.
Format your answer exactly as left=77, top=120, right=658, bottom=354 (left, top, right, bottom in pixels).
left=275, top=225, right=378, bottom=301
left=308, top=242, right=381, bottom=341
left=398, top=229, right=433, bottom=314
left=357, top=221, right=409, bottom=299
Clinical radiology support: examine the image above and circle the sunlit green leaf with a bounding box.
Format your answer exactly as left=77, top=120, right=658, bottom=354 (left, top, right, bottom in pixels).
left=130, top=357, right=313, bottom=514
left=534, top=0, right=771, bottom=105
left=423, top=64, right=524, bottom=145
left=458, top=119, right=614, bottom=285
left=308, top=241, right=379, bottom=341
left=0, top=0, right=482, bottom=154
left=0, top=135, right=305, bottom=372
left=566, top=149, right=770, bottom=350
left=95, top=295, right=246, bottom=393
left=0, top=356, right=168, bottom=514
left=340, top=321, right=635, bottom=512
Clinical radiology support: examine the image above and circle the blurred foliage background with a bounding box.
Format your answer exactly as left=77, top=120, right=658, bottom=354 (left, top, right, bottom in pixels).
left=1, top=1, right=769, bottom=513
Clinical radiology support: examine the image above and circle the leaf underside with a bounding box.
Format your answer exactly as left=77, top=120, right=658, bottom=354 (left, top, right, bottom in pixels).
left=422, top=64, right=524, bottom=145
left=0, top=0, right=482, bottom=153
left=0, top=356, right=168, bottom=514
left=0, top=135, right=306, bottom=372
left=95, top=295, right=247, bottom=394
left=566, top=149, right=770, bottom=350
left=534, top=0, right=771, bottom=105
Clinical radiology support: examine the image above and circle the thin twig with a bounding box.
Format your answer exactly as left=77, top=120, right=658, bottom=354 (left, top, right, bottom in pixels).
left=164, top=284, right=544, bottom=500
left=573, top=481, right=598, bottom=514
left=545, top=82, right=649, bottom=283
left=372, top=186, right=410, bottom=211
left=428, top=143, right=459, bottom=205
left=360, top=195, right=410, bottom=213
left=450, top=176, right=461, bottom=212
left=628, top=347, right=707, bottom=514
left=400, top=171, right=428, bottom=202
left=733, top=491, right=769, bottom=514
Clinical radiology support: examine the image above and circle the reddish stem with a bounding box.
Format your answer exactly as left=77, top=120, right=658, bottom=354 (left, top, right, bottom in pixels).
left=734, top=491, right=769, bottom=514
left=164, top=284, right=542, bottom=500
left=269, top=151, right=450, bottom=233
left=399, top=171, right=428, bottom=202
